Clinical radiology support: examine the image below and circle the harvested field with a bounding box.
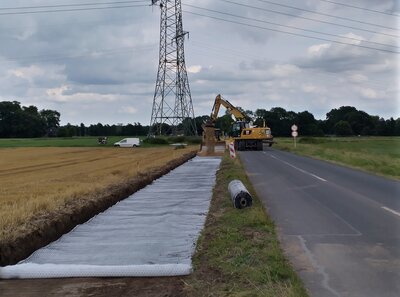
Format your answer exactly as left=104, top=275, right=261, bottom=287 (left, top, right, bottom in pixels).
left=0, top=146, right=197, bottom=265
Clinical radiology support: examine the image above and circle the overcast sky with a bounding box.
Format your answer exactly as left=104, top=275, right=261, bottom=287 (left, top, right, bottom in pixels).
left=0, top=0, right=398, bottom=125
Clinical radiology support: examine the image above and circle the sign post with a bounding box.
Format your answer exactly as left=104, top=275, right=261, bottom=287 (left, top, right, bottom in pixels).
left=291, top=125, right=298, bottom=148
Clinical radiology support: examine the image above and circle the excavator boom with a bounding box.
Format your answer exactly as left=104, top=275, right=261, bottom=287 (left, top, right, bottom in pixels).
left=211, top=94, right=246, bottom=122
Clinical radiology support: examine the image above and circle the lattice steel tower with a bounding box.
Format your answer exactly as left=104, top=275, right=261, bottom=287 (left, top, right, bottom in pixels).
left=149, top=0, right=197, bottom=136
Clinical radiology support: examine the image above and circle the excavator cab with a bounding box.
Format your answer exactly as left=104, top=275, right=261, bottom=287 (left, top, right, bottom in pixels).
left=231, top=121, right=247, bottom=138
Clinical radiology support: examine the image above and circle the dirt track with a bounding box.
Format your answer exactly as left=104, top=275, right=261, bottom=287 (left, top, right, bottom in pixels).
left=0, top=277, right=186, bottom=297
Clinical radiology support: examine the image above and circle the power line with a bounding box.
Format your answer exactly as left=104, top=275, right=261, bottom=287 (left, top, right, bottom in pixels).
left=189, top=43, right=390, bottom=89
left=183, top=10, right=399, bottom=54
left=0, top=4, right=149, bottom=16
left=0, top=1, right=147, bottom=11
left=253, top=0, right=398, bottom=31
left=217, top=0, right=399, bottom=38
left=189, top=40, right=264, bottom=61
left=183, top=4, right=398, bottom=49
left=0, top=44, right=157, bottom=64
left=319, top=0, right=400, bottom=17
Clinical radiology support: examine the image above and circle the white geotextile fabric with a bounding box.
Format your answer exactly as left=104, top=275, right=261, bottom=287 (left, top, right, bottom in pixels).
left=0, top=157, right=221, bottom=279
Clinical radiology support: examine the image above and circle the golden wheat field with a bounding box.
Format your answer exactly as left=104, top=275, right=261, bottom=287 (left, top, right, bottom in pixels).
left=0, top=146, right=195, bottom=241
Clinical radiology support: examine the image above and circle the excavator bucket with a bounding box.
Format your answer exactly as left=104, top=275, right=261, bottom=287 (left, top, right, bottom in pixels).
left=198, top=126, right=226, bottom=156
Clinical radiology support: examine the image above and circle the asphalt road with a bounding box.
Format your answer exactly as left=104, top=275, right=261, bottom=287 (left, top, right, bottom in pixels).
left=240, top=148, right=400, bottom=297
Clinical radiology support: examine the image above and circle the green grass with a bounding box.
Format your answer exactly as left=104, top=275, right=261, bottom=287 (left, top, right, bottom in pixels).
left=275, top=137, right=400, bottom=179
left=0, top=136, right=132, bottom=147
left=0, top=136, right=168, bottom=148
left=0, top=136, right=202, bottom=148
left=185, top=155, right=308, bottom=297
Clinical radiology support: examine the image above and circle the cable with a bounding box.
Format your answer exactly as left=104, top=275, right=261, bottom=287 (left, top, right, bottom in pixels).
left=217, top=0, right=399, bottom=38
left=0, top=4, right=149, bottom=16
left=0, top=1, right=147, bottom=10
left=0, top=44, right=157, bottom=64
left=183, top=10, right=399, bottom=54
left=183, top=4, right=398, bottom=49
left=252, top=0, right=398, bottom=31
left=187, top=39, right=391, bottom=90
left=319, top=0, right=400, bottom=17
left=189, top=40, right=263, bottom=60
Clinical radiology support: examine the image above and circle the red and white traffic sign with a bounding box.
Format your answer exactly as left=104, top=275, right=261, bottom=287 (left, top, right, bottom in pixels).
left=291, top=124, right=298, bottom=132
left=292, top=131, right=298, bottom=137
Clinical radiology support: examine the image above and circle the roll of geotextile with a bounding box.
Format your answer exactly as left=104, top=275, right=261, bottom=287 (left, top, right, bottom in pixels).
left=0, top=264, right=192, bottom=279
left=228, top=180, right=253, bottom=209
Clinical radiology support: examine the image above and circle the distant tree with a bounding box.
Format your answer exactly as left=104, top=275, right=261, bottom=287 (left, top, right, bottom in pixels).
left=385, top=118, right=396, bottom=136
left=57, top=123, right=78, bottom=137
left=245, top=110, right=254, bottom=118
left=80, top=123, right=86, bottom=136
left=395, top=118, right=400, bottom=136
left=215, top=114, right=234, bottom=135
left=0, top=101, right=23, bottom=137
left=254, top=109, right=268, bottom=128
left=255, top=108, right=267, bottom=119
left=375, top=118, right=388, bottom=136
left=334, top=120, right=353, bottom=136
left=149, top=123, right=171, bottom=135
left=0, top=102, right=48, bottom=137
left=296, top=111, right=322, bottom=136
left=326, top=106, right=357, bottom=134
left=259, top=107, right=295, bottom=136
left=88, top=123, right=104, bottom=136
left=40, top=109, right=60, bottom=137
left=194, top=115, right=211, bottom=136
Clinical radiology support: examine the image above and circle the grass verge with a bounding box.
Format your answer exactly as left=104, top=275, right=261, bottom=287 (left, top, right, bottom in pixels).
left=275, top=137, right=400, bottom=180
left=184, top=154, right=308, bottom=297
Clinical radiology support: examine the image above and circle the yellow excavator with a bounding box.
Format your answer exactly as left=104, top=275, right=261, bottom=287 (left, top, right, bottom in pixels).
left=200, top=94, right=273, bottom=154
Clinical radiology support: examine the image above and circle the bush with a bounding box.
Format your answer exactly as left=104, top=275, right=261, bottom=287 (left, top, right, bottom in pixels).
left=167, top=136, right=186, bottom=143
left=143, top=137, right=168, bottom=145
left=166, top=136, right=202, bottom=144
left=186, top=136, right=202, bottom=144
left=299, top=137, right=330, bottom=144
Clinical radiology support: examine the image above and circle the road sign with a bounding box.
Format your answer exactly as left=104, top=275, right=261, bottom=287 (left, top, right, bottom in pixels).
left=292, top=131, right=298, bottom=148
left=291, top=124, right=298, bottom=132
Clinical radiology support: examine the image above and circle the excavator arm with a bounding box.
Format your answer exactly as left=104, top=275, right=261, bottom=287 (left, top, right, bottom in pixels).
left=210, top=94, right=246, bottom=122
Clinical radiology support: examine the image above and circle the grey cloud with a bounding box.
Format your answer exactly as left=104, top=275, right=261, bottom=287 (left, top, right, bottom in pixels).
left=0, top=0, right=398, bottom=125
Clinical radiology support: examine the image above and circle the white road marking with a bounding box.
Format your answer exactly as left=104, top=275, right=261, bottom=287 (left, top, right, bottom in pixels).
left=269, top=154, right=327, bottom=182
left=382, top=206, right=400, bottom=218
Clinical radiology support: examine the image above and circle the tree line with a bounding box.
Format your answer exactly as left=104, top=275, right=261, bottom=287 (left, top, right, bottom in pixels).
left=1, top=101, right=399, bottom=138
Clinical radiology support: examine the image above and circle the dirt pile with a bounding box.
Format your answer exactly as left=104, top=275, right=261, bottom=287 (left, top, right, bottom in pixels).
left=198, top=126, right=225, bottom=156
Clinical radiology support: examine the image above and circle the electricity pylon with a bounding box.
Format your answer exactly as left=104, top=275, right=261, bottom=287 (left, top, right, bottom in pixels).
left=149, top=0, right=197, bottom=136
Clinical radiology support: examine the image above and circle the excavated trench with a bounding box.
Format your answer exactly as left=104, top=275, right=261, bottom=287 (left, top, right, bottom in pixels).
left=0, top=151, right=197, bottom=267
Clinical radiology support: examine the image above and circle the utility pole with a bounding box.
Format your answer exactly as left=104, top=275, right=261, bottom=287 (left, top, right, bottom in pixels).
left=149, top=0, right=197, bottom=136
